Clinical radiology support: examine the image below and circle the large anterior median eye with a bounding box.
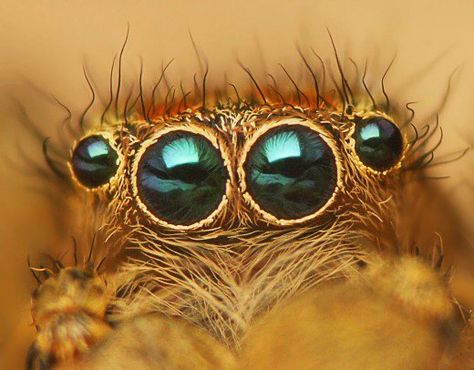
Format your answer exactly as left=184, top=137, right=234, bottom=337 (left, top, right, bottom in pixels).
left=242, top=124, right=338, bottom=222
left=71, top=135, right=119, bottom=188
left=135, top=130, right=229, bottom=227
left=354, top=117, right=403, bottom=171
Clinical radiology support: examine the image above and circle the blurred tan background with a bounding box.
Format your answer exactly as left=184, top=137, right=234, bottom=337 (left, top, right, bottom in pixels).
left=0, top=0, right=473, bottom=368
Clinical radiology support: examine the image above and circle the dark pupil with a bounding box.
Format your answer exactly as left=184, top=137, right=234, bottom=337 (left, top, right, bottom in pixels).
left=72, top=135, right=118, bottom=188
left=245, top=126, right=337, bottom=220
left=354, top=118, right=403, bottom=170
left=137, top=131, right=228, bottom=226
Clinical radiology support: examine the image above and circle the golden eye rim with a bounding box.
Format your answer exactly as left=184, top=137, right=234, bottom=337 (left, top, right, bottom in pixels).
left=68, top=130, right=124, bottom=192
left=131, top=123, right=234, bottom=231
left=237, top=117, right=344, bottom=226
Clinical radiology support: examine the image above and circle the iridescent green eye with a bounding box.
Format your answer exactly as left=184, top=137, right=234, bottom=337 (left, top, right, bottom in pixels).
left=71, top=135, right=119, bottom=188
left=136, top=131, right=229, bottom=227
left=354, top=117, right=403, bottom=171
left=243, top=125, right=338, bottom=221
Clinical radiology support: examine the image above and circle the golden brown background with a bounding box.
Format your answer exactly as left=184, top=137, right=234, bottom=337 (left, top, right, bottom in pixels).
left=0, top=0, right=473, bottom=368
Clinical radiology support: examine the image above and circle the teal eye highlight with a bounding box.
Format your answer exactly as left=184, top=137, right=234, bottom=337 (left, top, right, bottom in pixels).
left=71, top=135, right=119, bottom=188
left=354, top=117, right=403, bottom=171
left=264, top=131, right=302, bottom=163
left=243, top=125, right=338, bottom=221
left=136, top=131, right=229, bottom=227
left=162, top=137, right=200, bottom=168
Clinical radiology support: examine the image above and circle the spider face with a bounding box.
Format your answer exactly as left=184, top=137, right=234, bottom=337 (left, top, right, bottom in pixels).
left=69, top=107, right=405, bottom=231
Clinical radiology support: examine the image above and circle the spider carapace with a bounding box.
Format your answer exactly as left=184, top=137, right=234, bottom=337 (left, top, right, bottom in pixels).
left=26, top=46, right=473, bottom=369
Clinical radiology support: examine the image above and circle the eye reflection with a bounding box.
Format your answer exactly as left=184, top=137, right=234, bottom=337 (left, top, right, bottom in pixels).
left=71, top=135, right=119, bottom=188
left=354, top=117, right=403, bottom=171
left=136, top=130, right=228, bottom=227
left=243, top=124, right=338, bottom=221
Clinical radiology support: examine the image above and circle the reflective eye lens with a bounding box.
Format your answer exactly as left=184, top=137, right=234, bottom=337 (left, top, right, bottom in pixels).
left=72, top=135, right=119, bottom=188
left=354, top=118, right=403, bottom=171
left=244, top=125, right=338, bottom=220
left=136, top=131, right=228, bottom=226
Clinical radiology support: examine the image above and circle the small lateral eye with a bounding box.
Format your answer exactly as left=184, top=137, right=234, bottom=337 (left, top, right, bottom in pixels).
left=71, top=135, right=119, bottom=188
left=354, top=117, right=403, bottom=171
